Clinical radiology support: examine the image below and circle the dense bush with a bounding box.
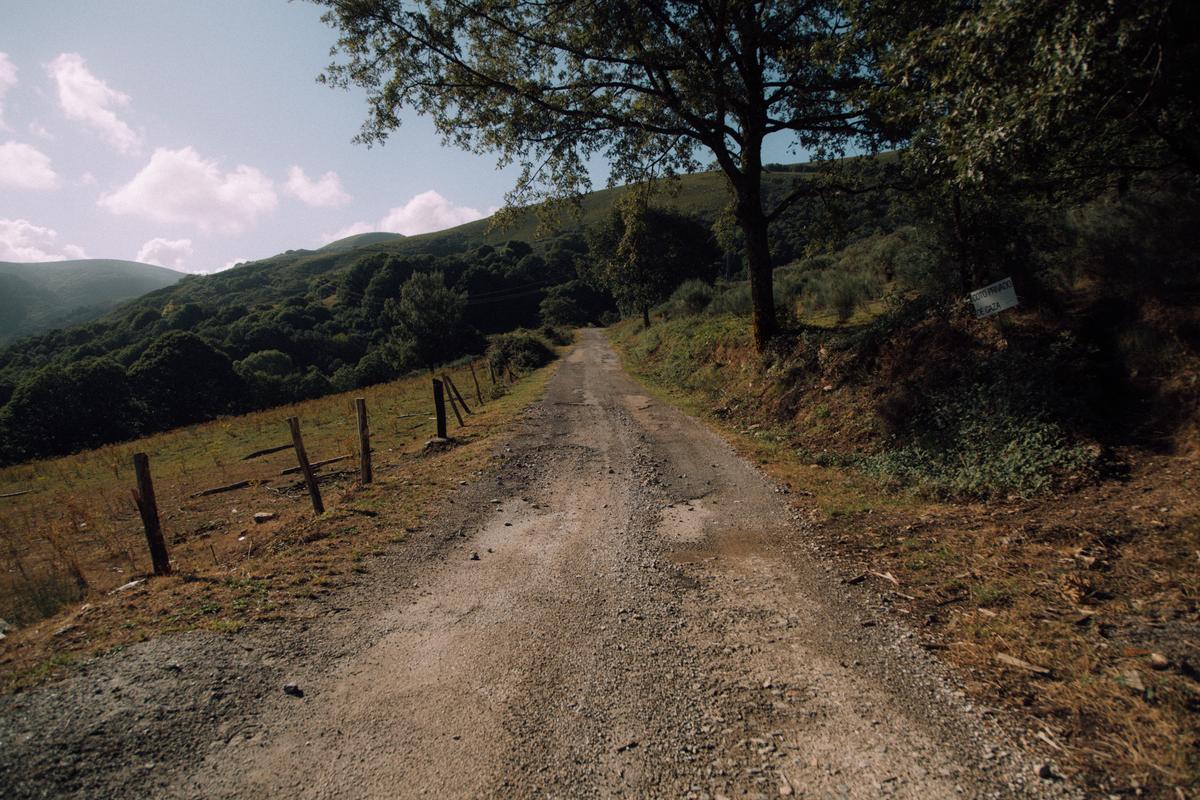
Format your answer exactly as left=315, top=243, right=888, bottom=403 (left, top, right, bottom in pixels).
left=707, top=282, right=754, bottom=316
left=661, top=279, right=716, bottom=319
left=861, top=383, right=1096, bottom=498
left=0, top=358, right=140, bottom=462
left=487, top=331, right=556, bottom=378
left=538, top=325, right=573, bottom=346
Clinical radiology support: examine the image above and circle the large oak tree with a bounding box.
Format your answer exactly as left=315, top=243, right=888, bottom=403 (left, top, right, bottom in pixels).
left=313, top=0, right=874, bottom=351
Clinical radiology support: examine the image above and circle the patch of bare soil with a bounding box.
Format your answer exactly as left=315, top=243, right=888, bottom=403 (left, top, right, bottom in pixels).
left=1, top=331, right=1081, bottom=798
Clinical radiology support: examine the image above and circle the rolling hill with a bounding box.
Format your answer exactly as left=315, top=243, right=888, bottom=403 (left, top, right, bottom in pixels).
left=0, top=259, right=185, bottom=344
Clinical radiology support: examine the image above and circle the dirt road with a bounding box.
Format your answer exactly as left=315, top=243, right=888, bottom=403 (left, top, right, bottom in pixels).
left=1, top=330, right=1073, bottom=798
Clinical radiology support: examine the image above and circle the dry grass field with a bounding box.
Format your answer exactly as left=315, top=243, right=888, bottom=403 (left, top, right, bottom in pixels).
left=0, top=355, right=560, bottom=690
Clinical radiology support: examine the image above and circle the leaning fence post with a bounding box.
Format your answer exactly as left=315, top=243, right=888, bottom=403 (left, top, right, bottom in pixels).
left=487, top=360, right=496, bottom=386
left=355, top=397, right=372, bottom=485
left=432, top=379, right=448, bottom=439
left=287, top=416, right=324, bottom=514
left=132, top=453, right=171, bottom=576
left=468, top=361, right=484, bottom=405
left=444, top=376, right=466, bottom=427
left=443, top=373, right=472, bottom=415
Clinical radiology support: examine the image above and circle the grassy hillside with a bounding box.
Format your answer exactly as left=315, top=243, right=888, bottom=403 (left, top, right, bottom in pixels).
left=0, top=158, right=861, bottom=467
left=399, top=167, right=811, bottom=247
left=317, top=232, right=406, bottom=253
left=0, top=259, right=184, bottom=344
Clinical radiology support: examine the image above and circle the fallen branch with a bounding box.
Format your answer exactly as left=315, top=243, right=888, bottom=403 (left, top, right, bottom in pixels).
left=190, top=479, right=265, bottom=498
left=871, top=570, right=900, bottom=586
left=241, top=443, right=293, bottom=461
left=280, top=454, right=352, bottom=476
left=0, top=489, right=31, bottom=499
left=995, top=653, right=1051, bottom=675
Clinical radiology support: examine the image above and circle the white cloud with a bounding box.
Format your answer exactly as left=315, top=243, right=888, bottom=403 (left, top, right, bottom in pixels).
left=222, top=257, right=249, bottom=271
left=136, top=237, right=192, bottom=270
left=78, top=171, right=96, bottom=186
left=285, top=165, right=351, bottom=207
left=99, top=146, right=277, bottom=232
left=46, top=53, right=140, bottom=153
left=0, top=218, right=87, bottom=261
left=379, top=190, right=483, bottom=234
left=0, top=53, right=17, bottom=130
left=0, top=141, right=58, bottom=189
left=320, top=190, right=483, bottom=243
left=28, top=121, right=54, bottom=140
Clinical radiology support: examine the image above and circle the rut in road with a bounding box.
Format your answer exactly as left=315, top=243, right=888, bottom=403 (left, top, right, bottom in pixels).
left=1, top=330, right=1073, bottom=799
left=177, top=330, right=1069, bottom=799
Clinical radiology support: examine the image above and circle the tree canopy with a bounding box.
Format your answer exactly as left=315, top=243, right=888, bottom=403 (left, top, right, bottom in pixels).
left=865, top=0, right=1199, bottom=191
left=588, top=198, right=721, bottom=326
left=314, top=0, right=878, bottom=350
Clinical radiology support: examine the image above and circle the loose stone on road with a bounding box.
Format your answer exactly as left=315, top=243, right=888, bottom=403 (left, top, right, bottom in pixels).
left=0, top=329, right=1074, bottom=799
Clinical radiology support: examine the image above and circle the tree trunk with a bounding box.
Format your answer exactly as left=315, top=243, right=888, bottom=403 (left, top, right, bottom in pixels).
left=734, top=181, right=777, bottom=353
left=642, top=305, right=651, bottom=328
left=951, top=190, right=973, bottom=296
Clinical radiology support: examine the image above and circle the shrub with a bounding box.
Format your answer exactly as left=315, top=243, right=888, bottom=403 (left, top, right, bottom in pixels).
left=235, top=349, right=293, bottom=378
left=707, top=282, right=754, bottom=316
left=826, top=272, right=871, bottom=321
left=864, top=368, right=1098, bottom=498
left=539, top=293, right=588, bottom=327
left=487, top=331, right=555, bottom=378
left=666, top=279, right=716, bottom=317
left=539, top=325, right=573, bottom=346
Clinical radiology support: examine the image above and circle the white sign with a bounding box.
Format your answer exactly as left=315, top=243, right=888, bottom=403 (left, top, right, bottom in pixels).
left=970, top=277, right=1018, bottom=318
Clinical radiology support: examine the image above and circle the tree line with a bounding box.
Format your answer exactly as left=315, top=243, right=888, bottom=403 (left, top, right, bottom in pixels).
left=0, top=208, right=729, bottom=465
left=314, top=0, right=1199, bottom=349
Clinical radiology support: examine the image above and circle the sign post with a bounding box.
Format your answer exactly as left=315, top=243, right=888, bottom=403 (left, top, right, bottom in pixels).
left=969, top=277, right=1019, bottom=318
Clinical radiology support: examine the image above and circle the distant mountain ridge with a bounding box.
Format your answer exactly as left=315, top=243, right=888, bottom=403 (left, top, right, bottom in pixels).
left=0, top=259, right=184, bottom=344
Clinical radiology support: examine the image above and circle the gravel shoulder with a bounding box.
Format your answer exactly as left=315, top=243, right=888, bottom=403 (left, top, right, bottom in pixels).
left=0, top=329, right=1077, bottom=798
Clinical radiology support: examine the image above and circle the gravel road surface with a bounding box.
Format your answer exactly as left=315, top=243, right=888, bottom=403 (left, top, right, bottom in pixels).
left=0, top=329, right=1075, bottom=798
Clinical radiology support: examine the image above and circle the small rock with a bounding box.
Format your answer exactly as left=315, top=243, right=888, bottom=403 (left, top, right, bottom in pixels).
left=1122, top=668, right=1146, bottom=693
left=779, top=785, right=793, bottom=797
left=253, top=512, right=276, bottom=524
left=283, top=683, right=304, bottom=698
left=1036, top=763, right=1058, bottom=780
left=1149, top=652, right=1169, bottom=670
left=469, top=552, right=480, bottom=561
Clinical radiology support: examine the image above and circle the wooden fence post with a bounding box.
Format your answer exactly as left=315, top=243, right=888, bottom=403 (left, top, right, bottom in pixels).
left=444, top=377, right=466, bottom=428
left=132, top=453, right=171, bottom=576
left=443, top=373, right=472, bottom=415
left=355, top=397, right=372, bottom=485
left=287, top=417, right=324, bottom=514
left=432, top=379, right=448, bottom=439
left=487, top=360, right=496, bottom=386
left=468, top=361, right=484, bottom=405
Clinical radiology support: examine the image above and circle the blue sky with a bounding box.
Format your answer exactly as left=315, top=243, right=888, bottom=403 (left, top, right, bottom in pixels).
left=1, top=1, right=804, bottom=273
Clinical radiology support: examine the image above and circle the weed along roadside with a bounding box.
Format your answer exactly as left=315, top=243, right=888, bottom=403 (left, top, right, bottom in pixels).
left=0, top=342, right=567, bottom=693
left=609, top=318, right=1200, bottom=796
